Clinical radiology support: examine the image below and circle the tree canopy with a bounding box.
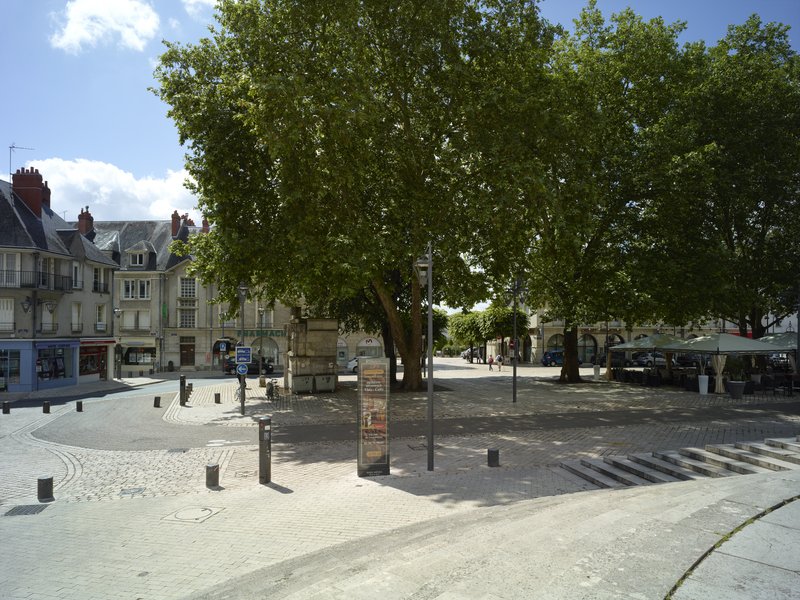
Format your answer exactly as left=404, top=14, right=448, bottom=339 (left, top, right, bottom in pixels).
left=155, top=0, right=799, bottom=387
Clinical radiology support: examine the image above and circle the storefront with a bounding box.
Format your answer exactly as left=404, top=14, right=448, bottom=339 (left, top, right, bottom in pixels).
left=34, top=340, right=79, bottom=391
left=79, top=339, right=115, bottom=383
left=120, top=339, right=158, bottom=377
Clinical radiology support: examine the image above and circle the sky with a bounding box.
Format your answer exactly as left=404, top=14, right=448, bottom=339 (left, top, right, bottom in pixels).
left=1, top=0, right=798, bottom=224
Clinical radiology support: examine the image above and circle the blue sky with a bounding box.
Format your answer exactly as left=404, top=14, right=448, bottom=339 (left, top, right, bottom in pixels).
left=1, top=0, right=798, bottom=223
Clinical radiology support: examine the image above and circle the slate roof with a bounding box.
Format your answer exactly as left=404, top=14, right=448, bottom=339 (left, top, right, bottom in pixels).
left=0, top=180, right=76, bottom=257
left=90, top=220, right=193, bottom=272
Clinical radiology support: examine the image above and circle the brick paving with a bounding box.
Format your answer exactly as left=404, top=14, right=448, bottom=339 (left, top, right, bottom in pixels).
left=1, top=360, right=798, bottom=599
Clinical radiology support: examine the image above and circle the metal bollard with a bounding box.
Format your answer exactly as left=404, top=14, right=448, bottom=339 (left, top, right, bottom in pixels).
left=259, top=417, right=272, bottom=484
left=38, top=476, right=54, bottom=501
left=187, top=382, right=193, bottom=394
left=2, top=401, right=9, bottom=414
left=154, top=396, right=161, bottom=408
left=180, top=375, right=186, bottom=405
left=43, top=401, right=50, bottom=414
left=206, top=463, right=220, bottom=489
left=488, top=448, right=500, bottom=467
left=76, top=401, right=83, bottom=412
left=214, top=392, right=221, bottom=404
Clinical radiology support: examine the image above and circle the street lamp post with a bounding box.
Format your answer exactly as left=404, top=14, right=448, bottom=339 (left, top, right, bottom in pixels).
left=258, top=307, right=264, bottom=376
left=415, top=244, right=434, bottom=471
left=237, top=281, right=248, bottom=416
left=509, top=278, right=526, bottom=404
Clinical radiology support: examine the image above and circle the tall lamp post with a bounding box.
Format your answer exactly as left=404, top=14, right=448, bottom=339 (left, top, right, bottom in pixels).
left=510, top=278, right=526, bottom=404
left=415, top=244, right=434, bottom=471
left=258, top=306, right=264, bottom=376
left=237, top=281, right=248, bottom=416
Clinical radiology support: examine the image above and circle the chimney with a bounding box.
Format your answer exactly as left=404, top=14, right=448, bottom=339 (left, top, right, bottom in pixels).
left=42, top=181, right=51, bottom=209
left=78, top=206, right=94, bottom=235
left=201, top=218, right=209, bottom=233
left=171, top=210, right=181, bottom=236
left=12, top=167, right=44, bottom=217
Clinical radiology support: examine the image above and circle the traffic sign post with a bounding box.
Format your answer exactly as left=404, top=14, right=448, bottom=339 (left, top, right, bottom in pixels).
left=236, top=346, right=252, bottom=364
left=236, top=363, right=248, bottom=376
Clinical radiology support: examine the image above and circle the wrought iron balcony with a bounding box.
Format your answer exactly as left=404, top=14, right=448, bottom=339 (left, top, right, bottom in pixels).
left=95, top=322, right=108, bottom=332
left=93, top=281, right=109, bottom=294
left=71, top=323, right=84, bottom=333
left=38, top=323, right=59, bottom=334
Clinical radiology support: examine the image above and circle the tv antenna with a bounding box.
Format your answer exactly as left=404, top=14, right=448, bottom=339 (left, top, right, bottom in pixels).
left=9, top=143, right=35, bottom=181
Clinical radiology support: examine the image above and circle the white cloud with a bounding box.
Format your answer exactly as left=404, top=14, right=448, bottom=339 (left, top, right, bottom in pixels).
left=182, top=0, right=216, bottom=19
left=50, top=0, right=160, bottom=54
left=26, top=158, right=202, bottom=225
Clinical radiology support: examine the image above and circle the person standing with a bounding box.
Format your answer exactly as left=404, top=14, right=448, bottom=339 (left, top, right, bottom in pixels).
left=488, top=355, right=494, bottom=371
left=496, top=354, right=503, bottom=371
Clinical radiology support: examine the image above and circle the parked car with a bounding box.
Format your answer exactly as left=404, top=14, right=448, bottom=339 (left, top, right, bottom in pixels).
left=596, top=352, right=631, bottom=367
left=347, top=356, right=363, bottom=373
left=461, top=349, right=481, bottom=360
left=225, top=357, right=273, bottom=375
left=541, top=350, right=564, bottom=367
left=675, top=353, right=710, bottom=368
left=769, top=353, right=791, bottom=371
left=634, top=352, right=672, bottom=367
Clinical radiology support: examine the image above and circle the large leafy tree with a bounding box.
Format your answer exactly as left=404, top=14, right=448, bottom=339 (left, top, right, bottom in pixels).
left=467, top=2, right=690, bottom=382
left=154, top=0, right=503, bottom=389
left=646, top=16, right=800, bottom=339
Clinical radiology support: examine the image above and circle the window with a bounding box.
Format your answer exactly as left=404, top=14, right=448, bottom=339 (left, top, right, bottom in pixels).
left=130, top=253, right=145, bottom=266
left=96, top=305, right=107, bottom=331
left=71, top=303, right=82, bottom=332
left=123, top=279, right=150, bottom=300
left=0, top=298, right=13, bottom=331
left=0, top=253, right=19, bottom=287
left=124, top=347, right=156, bottom=365
left=0, top=350, right=21, bottom=387
left=180, top=277, right=196, bottom=298
left=72, top=261, right=82, bottom=290
left=38, top=257, right=50, bottom=287
left=179, top=306, right=196, bottom=328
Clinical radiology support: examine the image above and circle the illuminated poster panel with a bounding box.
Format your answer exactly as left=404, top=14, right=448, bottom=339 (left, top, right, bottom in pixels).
left=357, top=357, right=390, bottom=477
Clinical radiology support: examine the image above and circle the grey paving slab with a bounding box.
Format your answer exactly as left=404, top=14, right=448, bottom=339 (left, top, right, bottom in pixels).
left=1, top=361, right=799, bottom=600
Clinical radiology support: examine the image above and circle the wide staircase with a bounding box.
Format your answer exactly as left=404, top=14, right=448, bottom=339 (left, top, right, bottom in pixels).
left=560, top=436, right=800, bottom=489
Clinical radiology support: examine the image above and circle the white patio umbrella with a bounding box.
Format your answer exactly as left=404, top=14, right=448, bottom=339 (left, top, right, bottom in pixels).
left=759, top=331, right=798, bottom=372
left=658, top=333, right=779, bottom=393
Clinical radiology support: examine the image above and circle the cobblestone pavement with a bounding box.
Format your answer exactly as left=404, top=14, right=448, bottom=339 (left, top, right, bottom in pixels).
left=1, top=360, right=799, bottom=599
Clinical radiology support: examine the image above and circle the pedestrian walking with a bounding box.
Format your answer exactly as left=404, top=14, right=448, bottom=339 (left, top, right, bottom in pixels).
left=488, top=355, right=494, bottom=371
left=496, top=354, right=503, bottom=371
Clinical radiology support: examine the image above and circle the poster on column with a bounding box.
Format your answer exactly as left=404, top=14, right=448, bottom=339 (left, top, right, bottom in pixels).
left=357, top=357, right=390, bottom=477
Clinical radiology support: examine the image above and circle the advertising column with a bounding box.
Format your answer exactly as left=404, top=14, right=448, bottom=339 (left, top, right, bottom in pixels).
left=357, top=357, right=390, bottom=477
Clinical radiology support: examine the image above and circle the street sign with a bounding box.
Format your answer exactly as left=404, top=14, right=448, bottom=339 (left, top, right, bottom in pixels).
left=236, top=347, right=252, bottom=363
left=236, top=363, right=248, bottom=375
left=220, top=342, right=227, bottom=352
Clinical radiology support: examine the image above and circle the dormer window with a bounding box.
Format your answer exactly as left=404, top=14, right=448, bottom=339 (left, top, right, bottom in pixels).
left=130, top=253, right=145, bottom=267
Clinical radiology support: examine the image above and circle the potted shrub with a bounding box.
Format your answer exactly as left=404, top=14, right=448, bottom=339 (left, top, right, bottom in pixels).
left=726, top=356, right=746, bottom=399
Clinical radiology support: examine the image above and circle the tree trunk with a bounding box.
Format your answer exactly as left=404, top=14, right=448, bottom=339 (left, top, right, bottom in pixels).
left=372, top=275, right=423, bottom=390
left=560, top=325, right=582, bottom=383
left=381, top=320, right=398, bottom=384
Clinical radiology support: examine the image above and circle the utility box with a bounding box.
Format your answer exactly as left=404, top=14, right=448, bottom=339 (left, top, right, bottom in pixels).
left=286, top=312, right=338, bottom=394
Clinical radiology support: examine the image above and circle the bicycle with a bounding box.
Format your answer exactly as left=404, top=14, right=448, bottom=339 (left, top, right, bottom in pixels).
left=266, top=378, right=279, bottom=401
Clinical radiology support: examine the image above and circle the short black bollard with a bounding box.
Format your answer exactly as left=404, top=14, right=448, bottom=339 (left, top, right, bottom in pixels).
left=2, top=401, right=9, bottom=414
left=76, top=401, right=83, bottom=412
left=38, top=476, right=54, bottom=501
left=154, top=396, right=161, bottom=408
left=180, top=375, right=186, bottom=405
left=214, top=392, right=221, bottom=404
left=206, top=463, right=220, bottom=488
left=488, top=448, right=500, bottom=467
left=43, top=401, right=50, bottom=414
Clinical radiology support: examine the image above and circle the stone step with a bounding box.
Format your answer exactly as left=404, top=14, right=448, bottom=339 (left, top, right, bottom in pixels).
left=765, top=438, right=800, bottom=453
left=579, top=459, right=653, bottom=487
left=603, top=456, right=682, bottom=484
left=627, top=454, right=707, bottom=481
left=735, top=441, right=800, bottom=465
left=708, top=445, right=798, bottom=471
left=560, top=461, right=625, bottom=489
left=678, top=447, right=769, bottom=475
left=652, top=451, right=736, bottom=478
